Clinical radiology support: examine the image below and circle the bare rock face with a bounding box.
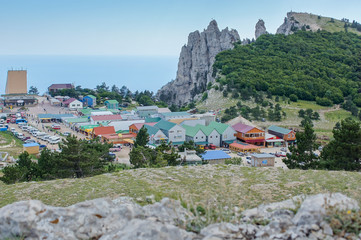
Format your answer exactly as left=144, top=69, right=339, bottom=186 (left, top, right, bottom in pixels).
left=157, top=20, right=240, bottom=106
left=255, top=19, right=268, bottom=39
left=276, top=12, right=302, bottom=35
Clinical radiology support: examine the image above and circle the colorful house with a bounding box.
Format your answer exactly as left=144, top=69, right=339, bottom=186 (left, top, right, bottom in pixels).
left=83, top=95, right=97, bottom=108
left=92, top=126, right=116, bottom=138
left=144, top=124, right=168, bottom=145
left=136, top=106, right=159, bottom=118
left=155, top=120, right=185, bottom=146
left=129, top=122, right=157, bottom=135
left=182, top=124, right=208, bottom=145
left=90, top=115, right=122, bottom=125
left=48, top=84, right=73, bottom=94
left=104, top=100, right=119, bottom=109
left=265, top=133, right=285, bottom=147
left=63, top=98, right=83, bottom=110
left=232, top=123, right=265, bottom=146
left=268, top=125, right=296, bottom=146
left=208, top=121, right=237, bottom=147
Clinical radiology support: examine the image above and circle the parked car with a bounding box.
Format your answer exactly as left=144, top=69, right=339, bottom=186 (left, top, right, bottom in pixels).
left=221, top=148, right=231, bottom=153
left=280, top=147, right=287, bottom=152
left=51, top=124, right=61, bottom=130
left=24, top=139, right=36, bottom=144
left=237, top=152, right=244, bottom=156
left=246, top=159, right=251, bottom=164
left=63, top=132, right=71, bottom=136
left=109, top=147, right=121, bottom=152
left=10, top=127, right=16, bottom=133
left=204, top=144, right=216, bottom=150
left=39, top=145, right=47, bottom=150
left=275, top=152, right=287, bottom=157
left=23, top=136, right=31, bottom=141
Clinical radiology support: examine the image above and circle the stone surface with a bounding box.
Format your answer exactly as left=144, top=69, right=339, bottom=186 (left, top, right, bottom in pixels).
left=255, top=19, right=268, bottom=39
left=156, top=20, right=240, bottom=105
left=276, top=12, right=302, bottom=35
left=0, top=193, right=359, bottom=239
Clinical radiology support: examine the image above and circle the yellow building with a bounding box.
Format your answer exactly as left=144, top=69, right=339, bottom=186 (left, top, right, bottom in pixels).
left=23, top=143, right=40, bottom=155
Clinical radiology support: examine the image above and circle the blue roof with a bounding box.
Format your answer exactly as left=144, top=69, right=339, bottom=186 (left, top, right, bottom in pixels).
left=201, top=150, right=231, bottom=160
left=38, top=114, right=74, bottom=119
left=23, top=143, right=39, bottom=147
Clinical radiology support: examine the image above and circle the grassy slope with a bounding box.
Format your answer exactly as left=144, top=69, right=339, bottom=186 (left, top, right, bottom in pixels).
left=1, top=165, right=361, bottom=211
left=292, top=12, right=361, bottom=35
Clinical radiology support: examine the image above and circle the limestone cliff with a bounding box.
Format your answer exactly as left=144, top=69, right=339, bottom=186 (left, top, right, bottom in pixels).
left=255, top=19, right=268, bottom=39
left=156, top=20, right=240, bottom=105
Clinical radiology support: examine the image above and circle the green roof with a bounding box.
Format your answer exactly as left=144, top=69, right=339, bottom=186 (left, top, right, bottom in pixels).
left=155, top=120, right=176, bottom=131
left=116, top=130, right=129, bottom=134
left=80, top=124, right=99, bottom=130
left=268, top=125, right=292, bottom=135
left=86, top=95, right=96, bottom=99
left=79, top=108, right=108, bottom=116
left=208, top=121, right=229, bottom=134
left=145, top=117, right=161, bottom=123
left=105, top=100, right=119, bottom=104
left=143, top=124, right=159, bottom=136
left=183, top=125, right=204, bottom=137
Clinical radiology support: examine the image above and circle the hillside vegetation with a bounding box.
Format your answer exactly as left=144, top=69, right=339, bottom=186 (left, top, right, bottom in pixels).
left=214, top=31, right=361, bottom=107
left=1, top=165, right=361, bottom=213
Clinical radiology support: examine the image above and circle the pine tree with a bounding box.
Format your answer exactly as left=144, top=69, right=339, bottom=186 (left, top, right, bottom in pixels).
left=320, top=118, right=361, bottom=171
left=284, top=122, right=319, bottom=169
left=134, top=127, right=149, bottom=148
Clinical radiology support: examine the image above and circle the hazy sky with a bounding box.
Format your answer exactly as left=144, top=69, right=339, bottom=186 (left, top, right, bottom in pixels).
left=1, top=0, right=361, bottom=56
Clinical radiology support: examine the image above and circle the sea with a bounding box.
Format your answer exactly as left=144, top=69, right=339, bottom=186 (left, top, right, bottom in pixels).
left=0, top=55, right=178, bottom=95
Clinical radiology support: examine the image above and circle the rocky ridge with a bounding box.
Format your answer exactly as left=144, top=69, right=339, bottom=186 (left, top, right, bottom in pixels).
left=0, top=193, right=360, bottom=239
left=255, top=19, right=268, bottom=39
left=156, top=20, right=240, bottom=105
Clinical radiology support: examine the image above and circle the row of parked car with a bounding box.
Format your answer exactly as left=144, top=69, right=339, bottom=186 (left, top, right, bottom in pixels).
left=12, top=123, right=61, bottom=145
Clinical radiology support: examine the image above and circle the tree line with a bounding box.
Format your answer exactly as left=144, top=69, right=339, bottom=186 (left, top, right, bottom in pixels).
left=213, top=30, right=361, bottom=108
left=0, top=136, right=113, bottom=184
left=284, top=118, right=361, bottom=171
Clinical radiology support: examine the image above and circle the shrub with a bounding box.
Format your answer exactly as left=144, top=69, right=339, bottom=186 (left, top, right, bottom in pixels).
left=289, top=94, right=298, bottom=102
left=316, top=97, right=333, bottom=106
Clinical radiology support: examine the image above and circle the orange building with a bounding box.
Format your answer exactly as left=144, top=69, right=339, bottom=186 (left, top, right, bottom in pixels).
left=129, top=122, right=157, bottom=136
left=232, top=123, right=265, bottom=146
left=229, top=142, right=261, bottom=153
left=268, top=125, right=296, bottom=146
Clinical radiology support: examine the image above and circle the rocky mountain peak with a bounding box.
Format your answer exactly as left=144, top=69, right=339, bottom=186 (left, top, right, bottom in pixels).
left=156, top=20, right=240, bottom=106
left=255, top=19, right=268, bottom=39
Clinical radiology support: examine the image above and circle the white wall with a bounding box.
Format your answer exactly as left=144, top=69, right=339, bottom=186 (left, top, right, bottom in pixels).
left=69, top=100, right=83, bottom=110
left=207, top=129, right=221, bottom=146
left=222, top=126, right=237, bottom=141
left=168, top=125, right=185, bottom=143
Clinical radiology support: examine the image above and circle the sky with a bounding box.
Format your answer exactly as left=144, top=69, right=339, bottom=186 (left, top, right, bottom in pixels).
left=1, top=0, right=361, bottom=56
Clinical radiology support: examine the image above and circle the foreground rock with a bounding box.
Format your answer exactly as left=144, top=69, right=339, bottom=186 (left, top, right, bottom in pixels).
left=0, top=193, right=359, bottom=239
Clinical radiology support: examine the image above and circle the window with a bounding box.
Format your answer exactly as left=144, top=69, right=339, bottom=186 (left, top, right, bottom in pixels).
left=196, top=137, right=198, bottom=139
left=169, top=131, right=174, bottom=133
left=216, top=136, right=218, bottom=138
left=210, top=136, right=212, bottom=138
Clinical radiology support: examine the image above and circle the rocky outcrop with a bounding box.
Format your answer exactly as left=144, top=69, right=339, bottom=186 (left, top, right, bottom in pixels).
left=276, top=12, right=302, bottom=35
left=156, top=20, right=240, bottom=105
left=255, top=19, right=268, bottom=39
left=1, top=193, right=360, bottom=239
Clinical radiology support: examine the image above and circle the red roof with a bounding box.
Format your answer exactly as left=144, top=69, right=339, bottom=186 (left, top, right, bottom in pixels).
left=232, top=123, right=262, bottom=134
left=49, top=84, right=73, bottom=90
left=63, top=98, right=77, bottom=105
left=131, top=122, right=157, bottom=130
left=91, top=115, right=123, bottom=121
left=230, top=142, right=260, bottom=150
left=93, top=126, right=116, bottom=136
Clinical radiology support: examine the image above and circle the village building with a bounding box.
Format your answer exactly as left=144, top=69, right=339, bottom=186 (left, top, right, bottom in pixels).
left=201, top=150, right=231, bottom=164
left=229, top=142, right=261, bottom=153
left=38, top=113, right=74, bottom=123
left=49, top=98, right=61, bottom=106
left=90, top=115, right=122, bottom=125
left=83, top=95, right=97, bottom=108
left=268, top=125, right=296, bottom=146
left=92, top=126, right=116, bottom=138
left=265, top=133, right=285, bottom=147
left=129, top=122, right=157, bottom=135
left=155, top=120, right=185, bottom=146
left=143, top=124, right=168, bottom=145
left=208, top=121, right=237, bottom=147
left=182, top=125, right=208, bottom=146
left=232, top=123, right=265, bottom=146
left=251, top=153, right=275, bottom=167
left=157, top=107, right=171, bottom=113
left=48, top=84, right=74, bottom=94
left=63, top=98, right=83, bottom=110
left=160, top=112, right=191, bottom=120
left=178, top=150, right=202, bottom=165
left=108, top=120, right=145, bottom=132
left=104, top=100, right=119, bottom=109
left=23, top=143, right=40, bottom=155
left=136, top=106, right=159, bottom=118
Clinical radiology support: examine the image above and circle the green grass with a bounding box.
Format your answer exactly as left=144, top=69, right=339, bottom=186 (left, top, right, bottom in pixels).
left=1, top=166, right=361, bottom=216
left=287, top=100, right=330, bottom=111
left=325, top=109, right=356, bottom=122
left=0, top=132, right=24, bottom=157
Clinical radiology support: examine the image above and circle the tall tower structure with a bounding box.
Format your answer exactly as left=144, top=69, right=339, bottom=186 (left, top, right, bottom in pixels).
left=5, top=70, right=27, bottom=95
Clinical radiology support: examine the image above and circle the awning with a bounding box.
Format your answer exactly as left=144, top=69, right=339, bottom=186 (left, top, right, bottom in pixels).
left=123, top=139, right=134, bottom=144
left=171, top=141, right=184, bottom=145
left=195, top=141, right=208, bottom=145
left=223, top=140, right=236, bottom=144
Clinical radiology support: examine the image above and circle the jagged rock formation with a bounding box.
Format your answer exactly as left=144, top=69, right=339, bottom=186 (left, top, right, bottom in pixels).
left=276, top=12, right=302, bottom=35
left=255, top=19, right=268, bottom=39
left=156, top=20, right=240, bottom=106
left=0, top=193, right=360, bottom=239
